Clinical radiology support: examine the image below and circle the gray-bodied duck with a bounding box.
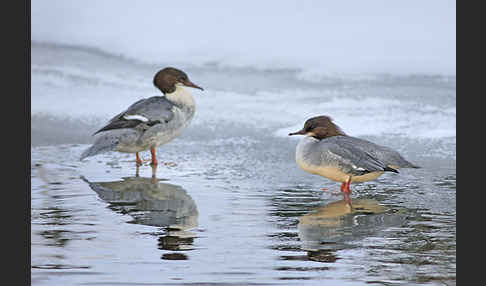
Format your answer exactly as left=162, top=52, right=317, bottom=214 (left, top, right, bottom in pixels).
left=289, top=115, right=419, bottom=207
left=80, top=67, right=203, bottom=166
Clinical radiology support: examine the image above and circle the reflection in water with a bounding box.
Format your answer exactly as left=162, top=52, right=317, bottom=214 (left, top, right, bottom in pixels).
left=267, top=188, right=413, bottom=280
left=268, top=186, right=456, bottom=284
left=81, top=173, right=198, bottom=259
left=297, top=198, right=410, bottom=265
left=295, top=199, right=408, bottom=267
left=298, top=199, right=405, bottom=252
left=31, top=162, right=100, bottom=271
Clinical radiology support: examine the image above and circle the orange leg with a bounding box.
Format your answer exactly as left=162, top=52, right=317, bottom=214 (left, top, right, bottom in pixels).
left=150, top=147, right=158, bottom=166
left=342, top=179, right=353, bottom=208
left=135, top=152, right=142, bottom=166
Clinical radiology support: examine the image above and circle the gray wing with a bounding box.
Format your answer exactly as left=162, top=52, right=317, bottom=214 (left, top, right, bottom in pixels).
left=94, top=96, right=175, bottom=134
left=323, top=138, right=398, bottom=176
left=334, top=136, right=419, bottom=169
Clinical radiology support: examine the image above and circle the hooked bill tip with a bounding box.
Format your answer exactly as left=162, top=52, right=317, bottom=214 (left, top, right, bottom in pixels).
left=289, top=130, right=305, bottom=136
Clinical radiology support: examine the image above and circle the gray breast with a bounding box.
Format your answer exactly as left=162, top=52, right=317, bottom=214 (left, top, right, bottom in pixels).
left=138, top=104, right=195, bottom=148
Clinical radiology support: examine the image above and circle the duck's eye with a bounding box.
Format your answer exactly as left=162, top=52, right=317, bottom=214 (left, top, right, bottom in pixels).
left=179, top=76, right=186, bottom=82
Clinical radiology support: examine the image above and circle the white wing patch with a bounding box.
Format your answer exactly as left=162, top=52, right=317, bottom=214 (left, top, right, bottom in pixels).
left=123, top=114, right=149, bottom=122
left=352, top=164, right=366, bottom=171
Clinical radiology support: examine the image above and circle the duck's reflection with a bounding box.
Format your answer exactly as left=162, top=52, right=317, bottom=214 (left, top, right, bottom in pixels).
left=81, top=173, right=198, bottom=259
left=298, top=199, right=407, bottom=259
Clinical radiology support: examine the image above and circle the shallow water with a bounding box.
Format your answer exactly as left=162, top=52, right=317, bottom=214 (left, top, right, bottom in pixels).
left=31, top=43, right=456, bottom=285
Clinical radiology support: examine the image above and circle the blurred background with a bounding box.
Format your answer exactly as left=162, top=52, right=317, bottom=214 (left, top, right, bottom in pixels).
left=31, top=0, right=456, bottom=147
left=32, top=0, right=456, bottom=75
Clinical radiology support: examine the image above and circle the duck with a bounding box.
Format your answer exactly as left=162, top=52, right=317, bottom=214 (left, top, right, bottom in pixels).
left=289, top=115, right=419, bottom=208
left=80, top=67, right=203, bottom=166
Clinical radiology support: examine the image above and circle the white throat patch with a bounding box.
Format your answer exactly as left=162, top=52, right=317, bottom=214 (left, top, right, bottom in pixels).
left=165, top=84, right=195, bottom=107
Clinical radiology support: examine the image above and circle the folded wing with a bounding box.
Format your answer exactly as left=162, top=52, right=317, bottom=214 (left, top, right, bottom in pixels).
left=94, top=96, right=175, bottom=135
left=325, top=140, right=399, bottom=176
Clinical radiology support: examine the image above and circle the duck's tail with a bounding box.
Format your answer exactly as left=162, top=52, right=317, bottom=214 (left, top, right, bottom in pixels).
left=79, top=135, right=119, bottom=161
left=388, top=160, right=421, bottom=170
left=407, top=163, right=421, bottom=169
left=400, top=159, right=421, bottom=169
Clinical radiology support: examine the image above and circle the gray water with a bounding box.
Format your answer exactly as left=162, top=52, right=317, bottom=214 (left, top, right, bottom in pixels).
left=31, top=43, right=456, bottom=285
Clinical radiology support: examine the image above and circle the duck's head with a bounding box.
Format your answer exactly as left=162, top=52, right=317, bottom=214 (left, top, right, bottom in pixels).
left=289, top=115, right=346, bottom=139
left=153, top=67, right=204, bottom=94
